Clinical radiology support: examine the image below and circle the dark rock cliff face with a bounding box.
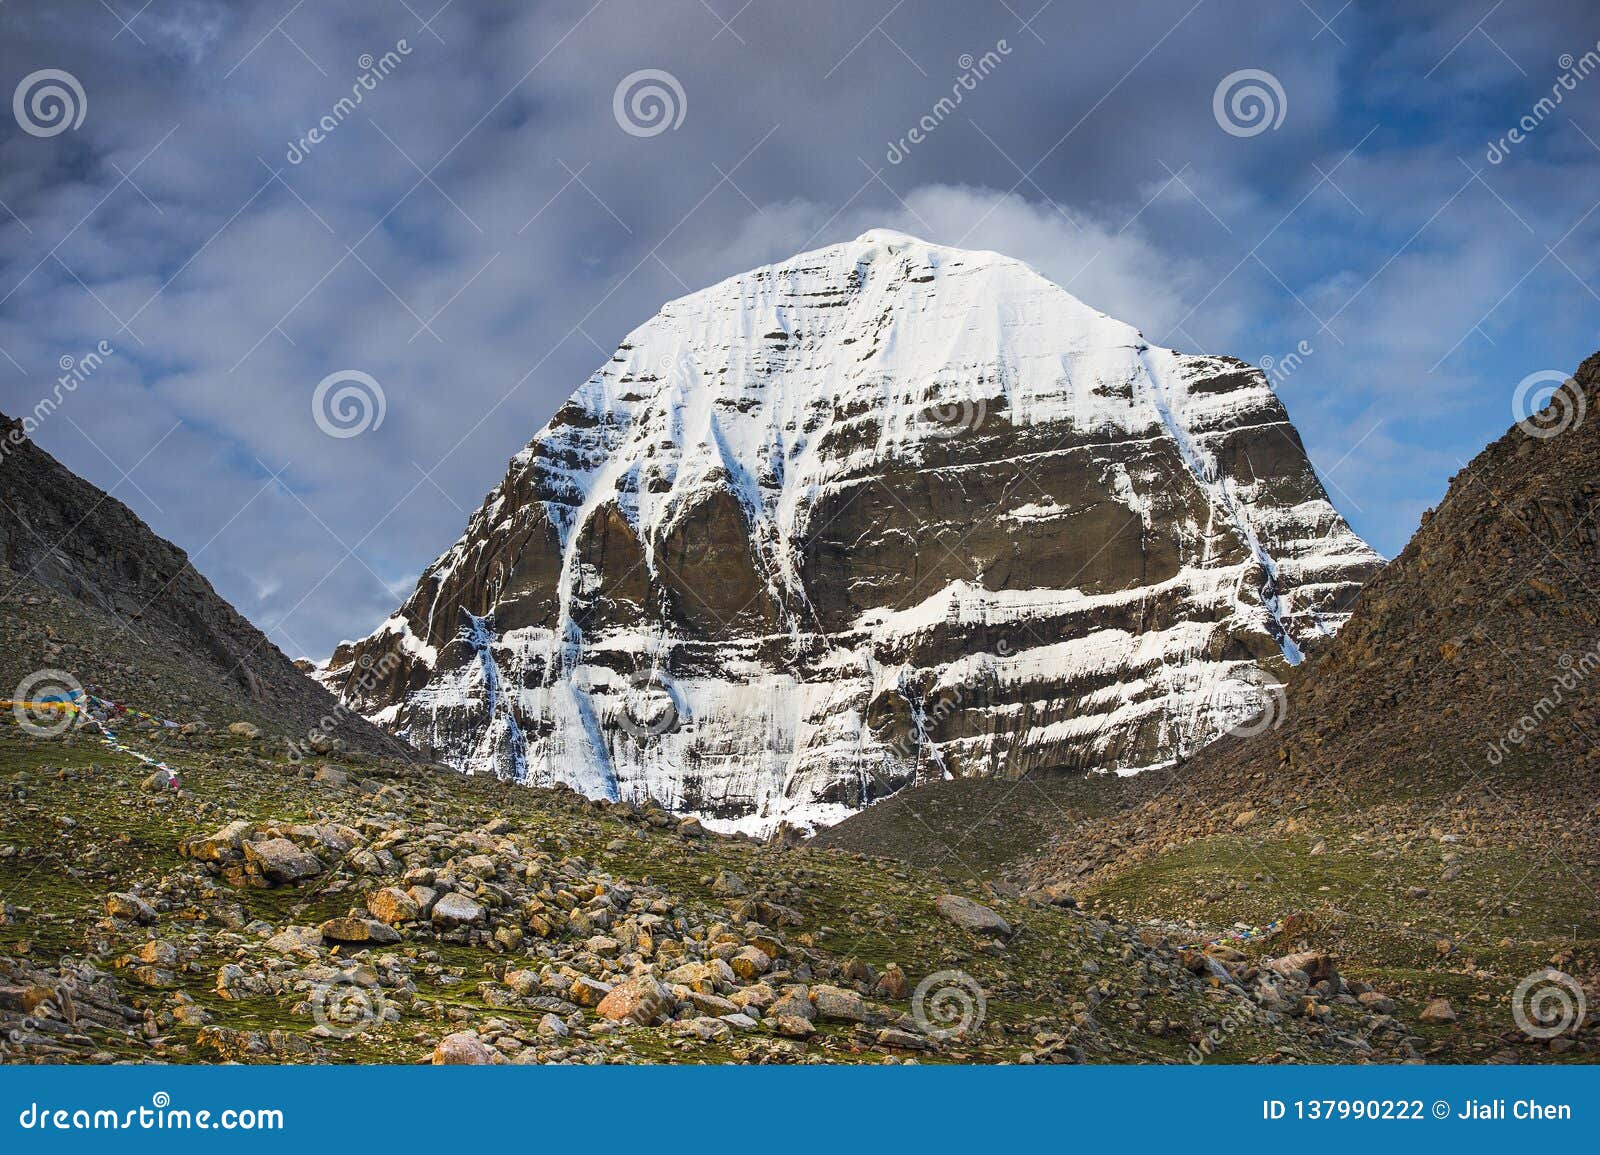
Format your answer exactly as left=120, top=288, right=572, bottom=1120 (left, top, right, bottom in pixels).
left=0, top=418, right=411, bottom=759
left=323, top=231, right=1380, bottom=832
left=1006, top=356, right=1600, bottom=895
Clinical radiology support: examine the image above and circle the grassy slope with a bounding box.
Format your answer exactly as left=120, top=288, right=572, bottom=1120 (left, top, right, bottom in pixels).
left=0, top=724, right=1373, bottom=1066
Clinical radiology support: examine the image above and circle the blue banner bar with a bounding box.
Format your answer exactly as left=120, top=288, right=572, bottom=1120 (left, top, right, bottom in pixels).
left=2, top=1066, right=1595, bottom=1151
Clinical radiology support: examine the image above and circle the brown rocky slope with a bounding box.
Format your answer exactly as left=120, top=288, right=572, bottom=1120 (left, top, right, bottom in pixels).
left=0, top=414, right=415, bottom=760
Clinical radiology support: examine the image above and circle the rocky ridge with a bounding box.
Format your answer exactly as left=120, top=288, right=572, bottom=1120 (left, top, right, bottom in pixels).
left=0, top=421, right=410, bottom=759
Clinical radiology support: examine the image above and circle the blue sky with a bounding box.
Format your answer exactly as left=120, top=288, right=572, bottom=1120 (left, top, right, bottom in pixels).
left=2, top=0, right=1598, bottom=657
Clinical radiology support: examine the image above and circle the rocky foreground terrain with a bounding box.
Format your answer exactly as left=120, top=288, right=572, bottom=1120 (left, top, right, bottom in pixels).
left=0, top=715, right=1517, bottom=1066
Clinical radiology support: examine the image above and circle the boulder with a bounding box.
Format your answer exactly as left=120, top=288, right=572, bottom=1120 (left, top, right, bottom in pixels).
left=934, top=894, right=1011, bottom=937
left=877, top=963, right=910, bottom=1000
left=569, top=975, right=613, bottom=1007
left=106, top=892, right=157, bottom=924
left=597, top=975, right=674, bottom=1025
left=241, top=838, right=323, bottom=884
left=180, top=821, right=253, bottom=862
left=665, top=960, right=726, bottom=993
left=1419, top=997, right=1457, bottom=1024
left=687, top=990, right=740, bottom=1017
left=810, top=984, right=872, bottom=1023
left=141, top=769, right=177, bottom=793
left=432, top=1031, right=496, bottom=1064
left=136, top=940, right=179, bottom=967
left=1261, top=950, right=1338, bottom=986
left=1025, top=882, right=1077, bottom=908
left=129, top=965, right=178, bottom=988
left=770, top=989, right=815, bottom=1021
left=319, top=917, right=401, bottom=945
left=876, top=1026, right=929, bottom=1050
left=504, top=969, right=541, bottom=998
left=431, top=892, right=486, bottom=927
left=770, top=1014, right=815, bottom=1038
left=367, top=886, right=421, bottom=925
left=730, top=946, right=772, bottom=980
left=264, top=926, right=324, bottom=956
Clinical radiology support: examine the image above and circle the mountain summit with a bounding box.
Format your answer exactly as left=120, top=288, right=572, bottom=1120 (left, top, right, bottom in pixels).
left=322, top=231, right=1380, bottom=832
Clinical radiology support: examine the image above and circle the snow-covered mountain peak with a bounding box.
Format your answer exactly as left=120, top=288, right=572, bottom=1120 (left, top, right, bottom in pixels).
left=324, top=237, right=1381, bottom=835
left=853, top=226, right=924, bottom=247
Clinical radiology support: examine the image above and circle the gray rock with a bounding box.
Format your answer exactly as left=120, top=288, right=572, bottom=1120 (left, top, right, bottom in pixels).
left=934, top=894, right=1011, bottom=937
left=597, top=975, right=674, bottom=1025
left=431, top=892, right=486, bottom=927
left=810, top=984, right=872, bottom=1023
left=264, top=926, right=324, bottom=956
left=367, top=886, right=421, bottom=924
left=181, top=821, right=253, bottom=862
left=242, top=838, right=323, bottom=884
left=141, top=769, right=177, bottom=793
left=1419, top=997, right=1457, bottom=1024
left=769, top=1014, right=815, bottom=1038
